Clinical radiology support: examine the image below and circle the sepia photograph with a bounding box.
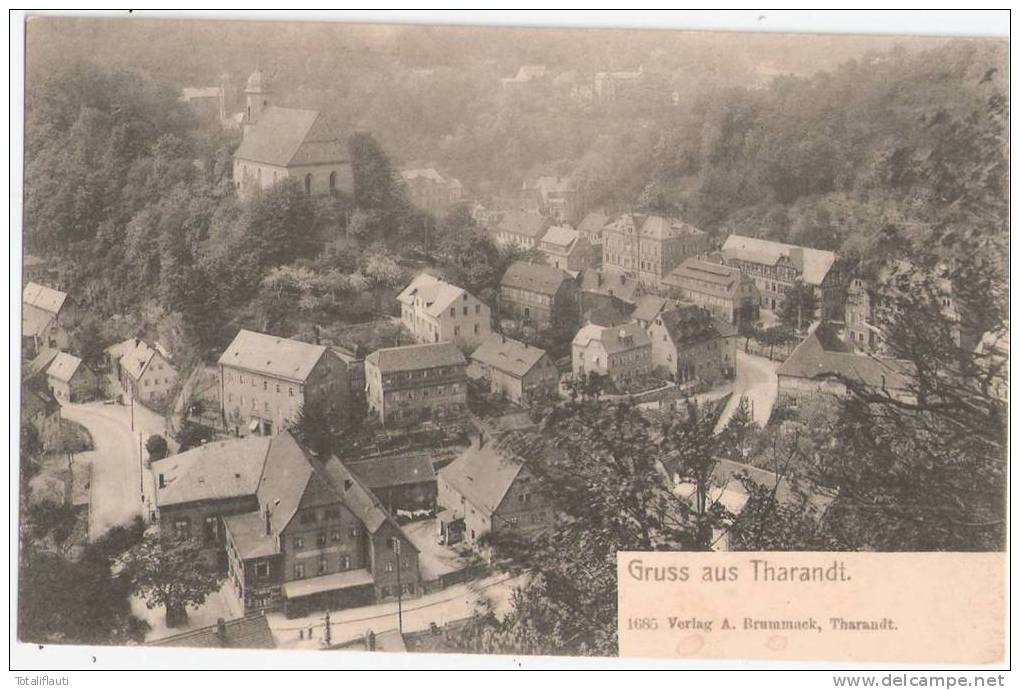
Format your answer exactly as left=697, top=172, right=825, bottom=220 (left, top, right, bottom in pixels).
left=10, top=10, right=1010, bottom=673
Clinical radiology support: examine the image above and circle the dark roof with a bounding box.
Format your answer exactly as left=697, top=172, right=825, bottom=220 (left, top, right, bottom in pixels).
left=632, top=295, right=672, bottom=323
left=500, top=261, right=572, bottom=297
left=657, top=305, right=729, bottom=347
left=777, top=324, right=915, bottom=390
left=322, top=456, right=419, bottom=551
left=24, top=346, right=60, bottom=380
left=149, top=614, right=275, bottom=649
left=584, top=304, right=629, bottom=327
left=255, top=432, right=317, bottom=534
left=347, top=453, right=436, bottom=489
left=604, top=213, right=706, bottom=241
left=494, top=211, right=549, bottom=239
left=579, top=268, right=642, bottom=304
left=234, top=107, right=347, bottom=167
left=365, top=342, right=466, bottom=374
left=152, top=436, right=270, bottom=508
left=22, top=384, right=58, bottom=419
left=664, top=258, right=752, bottom=299
left=576, top=210, right=610, bottom=237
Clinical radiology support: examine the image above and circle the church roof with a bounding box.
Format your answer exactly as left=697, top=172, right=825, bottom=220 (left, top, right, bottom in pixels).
left=234, top=107, right=347, bottom=168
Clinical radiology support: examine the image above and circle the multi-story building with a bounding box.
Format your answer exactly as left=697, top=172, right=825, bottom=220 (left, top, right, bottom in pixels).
left=347, top=453, right=437, bottom=518
left=576, top=210, right=610, bottom=248
left=437, top=444, right=554, bottom=555
left=108, top=337, right=179, bottom=407
left=399, top=168, right=463, bottom=214
left=468, top=334, right=560, bottom=406
left=396, top=273, right=491, bottom=348
left=647, top=305, right=738, bottom=386
left=218, top=330, right=362, bottom=437
left=571, top=321, right=652, bottom=385
left=578, top=267, right=644, bottom=317
left=537, top=225, right=594, bottom=275
left=662, top=257, right=761, bottom=326
left=602, top=213, right=709, bottom=288
left=153, top=431, right=421, bottom=618
left=721, top=234, right=844, bottom=320
left=490, top=210, right=550, bottom=250
left=499, top=262, right=578, bottom=328
left=364, top=343, right=468, bottom=427
left=233, top=69, right=353, bottom=201
left=777, top=323, right=915, bottom=406
left=22, top=282, right=73, bottom=357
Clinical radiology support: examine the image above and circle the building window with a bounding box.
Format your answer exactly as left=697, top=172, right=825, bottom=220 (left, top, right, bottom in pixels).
left=204, top=517, right=218, bottom=543
left=289, top=387, right=294, bottom=397
left=350, top=527, right=359, bottom=538
left=331, top=530, right=341, bottom=543
left=263, top=381, right=268, bottom=391
left=275, top=384, right=281, bottom=393
left=304, top=173, right=312, bottom=195
left=385, top=561, right=394, bottom=573
left=340, top=555, right=350, bottom=570
left=316, top=532, right=327, bottom=547
left=254, top=561, right=270, bottom=578
left=294, top=563, right=305, bottom=579
left=294, top=536, right=304, bottom=549
left=318, top=556, right=328, bottom=575
left=173, top=518, right=190, bottom=539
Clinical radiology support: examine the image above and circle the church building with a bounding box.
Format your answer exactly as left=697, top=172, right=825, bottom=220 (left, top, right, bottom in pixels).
left=233, top=69, right=354, bottom=201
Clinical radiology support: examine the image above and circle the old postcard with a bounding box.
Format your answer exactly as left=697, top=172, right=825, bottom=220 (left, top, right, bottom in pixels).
left=12, top=11, right=1008, bottom=670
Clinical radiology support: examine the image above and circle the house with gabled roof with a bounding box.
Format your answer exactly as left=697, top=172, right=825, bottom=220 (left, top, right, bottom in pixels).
left=399, top=168, right=463, bottom=213
left=468, top=334, right=559, bottom=406
left=107, top=337, right=178, bottom=407
left=538, top=225, right=594, bottom=275
left=22, top=282, right=72, bottom=356
left=364, top=342, right=468, bottom=427
left=347, top=453, right=437, bottom=517
left=397, top=273, right=491, bottom=348
left=153, top=431, right=421, bottom=618
left=219, top=329, right=362, bottom=437
left=437, top=444, right=554, bottom=555
left=776, top=323, right=915, bottom=405
left=233, top=68, right=353, bottom=201
left=663, top=257, right=761, bottom=325
left=571, top=321, right=652, bottom=385
left=601, top=213, right=709, bottom=288
left=499, top=261, right=578, bottom=328
left=46, top=352, right=99, bottom=403
left=490, top=210, right=550, bottom=249
left=648, top=305, right=738, bottom=386
left=721, top=234, right=844, bottom=319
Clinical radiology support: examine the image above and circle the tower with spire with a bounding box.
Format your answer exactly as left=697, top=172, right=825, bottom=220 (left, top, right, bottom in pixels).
left=243, top=67, right=272, bottom=137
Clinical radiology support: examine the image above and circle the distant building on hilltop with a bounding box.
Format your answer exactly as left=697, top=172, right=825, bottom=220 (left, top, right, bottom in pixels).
left=233, top=68, right=353, bottom=201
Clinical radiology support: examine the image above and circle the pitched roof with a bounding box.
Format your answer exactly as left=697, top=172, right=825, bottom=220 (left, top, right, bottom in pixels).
left=577, top=210, right=610, bottom=238
left=321, top=456, right=418, bottom=549
left=664, top=258, right=751, bottom=299
left=632, top=294, right=671, bottom=324
left=572, top=321, right=650, bottom=355
left=25, top=347, right=60, bottom=380
left=500, top=261, right=571, bottom=297
left=22, top=309, right=54, bottom=339
left=777, top=324, right=915, bottom=390
left=22, top=384, right=58, bottom=420
left=218, top=330, right=327, bottom=383
left=46, top=352, right=84, bottom=383
left=23, top=282, right=67, bottom=315
left=234, top=106, right=347, bottom=167
left=115, top=338, right=173, bottom=382
left=223, top=511, right=279, bottom=559
left=400, top=168, right=460, bottom=188
left=439, top=446, right=524, bottom=515
left=722, top=234, right=836, bottom=286
left=470, top=334, right=549, bottom=378
left=365, top=342, right=466, bottom=374
left=579, top=268, right=642, bottom=304
left=539, top=225, right=580, bottom=252
left=657, top=305, right=729, bottom=347
left=494, top=211, right=549, bottom=239
left=396, top=273, right=467, bottom=317
left=347, top=453, right=436, bottom=489
left=149, top=614, right=275, bottom=649
left=604, top=214, right=706, bottom=242
left=255, top=432, right=316, bottom=534
left=152, top=437, right=271, bottom=508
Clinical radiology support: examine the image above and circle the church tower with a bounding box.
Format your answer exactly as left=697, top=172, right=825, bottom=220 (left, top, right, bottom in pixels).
left=243, top=68, right=271, bottom=137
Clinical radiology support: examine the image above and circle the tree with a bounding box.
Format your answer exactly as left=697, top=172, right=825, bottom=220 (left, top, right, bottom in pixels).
left=757, top=324, right=795, bottom=361
left=122, top=532, right=223, bottom=626
left=717, top=396, right=755, bottom=461
left=175, top=421, right=210, bottom=453
left=145, top=434, right=168, bottom=462
left=350, top=132, right=408, bottom=211
left=71, top=316, right=107, bottom=371
left=778, top=280, right=818, bottom=332
left=292, top=391, right=343, bottom=459
left=458, top=400, right=734, bottom=655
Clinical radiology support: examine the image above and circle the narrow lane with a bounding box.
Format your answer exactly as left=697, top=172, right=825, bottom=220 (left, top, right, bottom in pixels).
left=714, top=349, right=780, bottom=433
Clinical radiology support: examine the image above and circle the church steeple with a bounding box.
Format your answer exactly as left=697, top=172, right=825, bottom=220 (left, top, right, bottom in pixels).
left=243, top=67, right=272, bottom=135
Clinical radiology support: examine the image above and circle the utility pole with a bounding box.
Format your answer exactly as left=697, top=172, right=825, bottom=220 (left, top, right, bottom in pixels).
left=138, top=431, right=144, bottom=504
left=130, top=389, right=134, bottom=431
left=392, top=537, right=403, bottom=634
left=323, top=610, right=331, bottom=647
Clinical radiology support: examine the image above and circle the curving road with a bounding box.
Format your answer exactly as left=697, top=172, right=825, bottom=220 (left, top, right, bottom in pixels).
left=60, top=401, right=170, bottom=540
left=714, top=350, right=780, bottom=434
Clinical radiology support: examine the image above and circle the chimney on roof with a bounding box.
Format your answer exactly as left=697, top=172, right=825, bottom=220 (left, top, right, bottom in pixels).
left=134, top=337, right=140, bottom=348
left=216, top=618, right=228, bottom=645
left=264, top=504, right=272, bottom=536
